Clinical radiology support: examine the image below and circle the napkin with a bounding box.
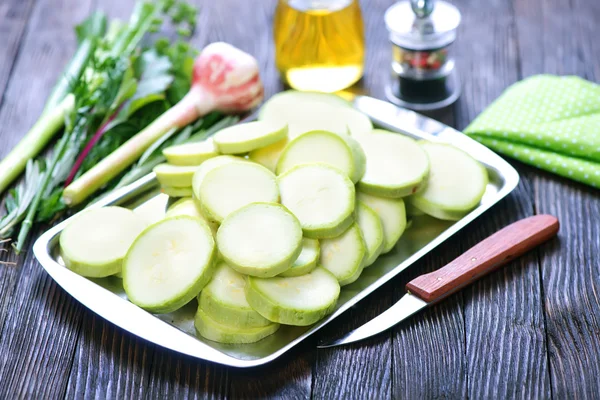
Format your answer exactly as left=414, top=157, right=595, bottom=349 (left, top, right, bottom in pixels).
left=464, top=75, right=600, bottom=188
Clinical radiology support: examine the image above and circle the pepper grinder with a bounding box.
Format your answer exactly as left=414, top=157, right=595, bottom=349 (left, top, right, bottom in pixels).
left=384, top=0, right=461, bottom=110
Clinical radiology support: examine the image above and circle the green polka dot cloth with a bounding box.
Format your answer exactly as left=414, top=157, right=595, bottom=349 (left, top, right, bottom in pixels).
left=464, top=75, right=600, bottom=188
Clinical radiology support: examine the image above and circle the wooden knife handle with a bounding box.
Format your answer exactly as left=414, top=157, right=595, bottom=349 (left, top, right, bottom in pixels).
left=405, top=214, right=559, bottom=303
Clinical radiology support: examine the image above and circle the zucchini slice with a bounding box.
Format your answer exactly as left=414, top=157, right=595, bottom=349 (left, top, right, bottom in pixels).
left=357, top=192, right=407, bottom=254
left=153, top=163, right=198, bottom=188
left=198, top=162, right=279, bottom=223
left=217, top=203, right=303, bottom=277
left=161, top=186, right=193, bottom=198
left=123, top=216, right=216, bottom=314
left=356, top=130, right=429, bottom=198
left=356, top=201, right=385, bottom=267
left=191, top=155, right=247, bottom=202
left=405, top=200, right=426, bottom=216
left=258, top=91, right=351, bottom=120
left=60, top=207, right=147, bottom=278
left=164, top=198, right=218, bottom=235
left=259, top=96, right=372, bottom=138
left=276, top=130, right=366, bottom=183
left=277, top=163, right=355, bottom=239
left=248, top=137, right=288, bottom=172
left=163, top=139, right=219, bottom=166
left=410, top=142, right=488, bottom=220
left=199, top=261, right=271, bottom=327
left=195, top=307, right=279, bottom=344
left=245, top=267, right=340, bottom=326
left=213, top=121, right=288, bottom=154
left=320, top=223, right=366, bottom=286
left=279, top=238, right=320, bottom=277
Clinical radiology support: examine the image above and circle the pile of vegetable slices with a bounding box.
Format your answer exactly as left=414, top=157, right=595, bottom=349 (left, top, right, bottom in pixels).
left=59, top=90, right=488, bottom=344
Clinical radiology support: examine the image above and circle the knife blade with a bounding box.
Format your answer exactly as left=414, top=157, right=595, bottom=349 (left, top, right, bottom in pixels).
left=318, top=214, right=560, bottom=348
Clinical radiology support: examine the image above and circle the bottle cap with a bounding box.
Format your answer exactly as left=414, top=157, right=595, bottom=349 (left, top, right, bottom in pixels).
left=385, top=0, right=461, bottom=50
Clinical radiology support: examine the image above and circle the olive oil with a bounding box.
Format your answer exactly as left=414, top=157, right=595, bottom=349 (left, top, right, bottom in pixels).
left=274, top=0, right=365, bottom=92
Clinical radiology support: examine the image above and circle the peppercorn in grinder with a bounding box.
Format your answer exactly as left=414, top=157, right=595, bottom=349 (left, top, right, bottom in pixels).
left=384, top=0, right=461, bottom=110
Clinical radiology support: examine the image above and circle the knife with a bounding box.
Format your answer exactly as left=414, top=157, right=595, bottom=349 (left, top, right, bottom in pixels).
left=317, top=214, right=560, bottom=348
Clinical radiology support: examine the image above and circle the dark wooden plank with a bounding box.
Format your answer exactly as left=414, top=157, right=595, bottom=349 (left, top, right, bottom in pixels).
left=228, top=345, right=313, bottom=400
left=0, top=233, right=85, bottom=397
left=461, top=180, right=552, bottom=399
left=145, top=346, right=229, bottom=400
left=0, top=0, right=36, bottom=109
left=65, top=315, right=154, bottom=399
left=514, top=0, right=600, bottom=397
left=313, top=283, right=394, bottom=400
left=0, top=0, right=94, bottom=395
left=451, top=0, right=552, bottom=398
left=391, top=235, right=467, bottom=399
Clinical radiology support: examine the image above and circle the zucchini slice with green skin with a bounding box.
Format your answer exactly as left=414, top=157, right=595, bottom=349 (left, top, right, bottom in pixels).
left=217, top=203, right=303, bottom=277
left=356, top=130, right=429, bottom=198
left=153, top=164, right=198, bottom=188
left=213, top=121, right=288, bottom=154
left=161, top=186, right=193, bottom=198
left=123, top=216, right=216, bottom=314
left=60, top=207, right=147, bottom=278
left=195, top=307, right=280, bottom=344
left=163, top=139, right=219, bottom=166
left=248, top=137, right=288, bottom=172
left=199, top=261, right=271, bottom=327
left=356, top=201, right=385, bottom=267
left=199, top=162, right=279, bottom=223
left=245, top=267, right=340, bottom=326
left=410, top=142, right=488, bottom=221
left=279, top=238, right=320, bottom=277
left=277, top=163, right=355, bottom=239
left=276, top=130, right=366, bottom=183
left=258, top=91, right=351, bottom=121
left=165, top=198, right=218, bottom=235
left=357, top=192, right=407, bottom=254
left=320, top=223, right=366, bottom=286
left=405, top=199, right=426, bottom=216
left=191, top=155, right=247, bottom=202
left=259, top=95, right=372, bottom=138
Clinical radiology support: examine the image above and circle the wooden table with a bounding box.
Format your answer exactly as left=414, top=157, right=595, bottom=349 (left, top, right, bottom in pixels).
left=1, top=0, right=599, bottom=398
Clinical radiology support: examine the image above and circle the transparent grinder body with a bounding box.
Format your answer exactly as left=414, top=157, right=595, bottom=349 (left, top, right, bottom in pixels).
left=385, top=0, right=461, bottom=110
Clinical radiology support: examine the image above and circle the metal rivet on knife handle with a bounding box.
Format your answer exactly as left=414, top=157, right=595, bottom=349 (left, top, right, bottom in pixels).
left=405, top=214, right=560, bottom=303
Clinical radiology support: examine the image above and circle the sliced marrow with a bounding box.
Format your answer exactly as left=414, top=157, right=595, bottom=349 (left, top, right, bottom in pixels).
left=198, top=162, right=279, bottom=223
left=161, top=186, right=193, bottom=198
left=356, top=201, right=385, bottom=267
left=276, top=130, right=366, bottom=183
left=409, top=142, right=488, bottom=220
left=279, top=238, right=320, bottom=277
left=245, top=267, right=340, bottom=326
left=199, top=261, right=271, bottom=327
left=320, top=223, right=366, bottom=286
left=258, top=91, right=351, bottom=121
left=216, top=203, right=303, bottom=277
left=356, top=130, right=429, bottom=197
left=153, top=163, right=198, bottom=188
left=60, top=207, right=147, bottom=278
left=248, top=137, right=288, bottom=172
left=164, top=197, right=218, bottom=234
left=357, top=192, right=407, bottom=254
left=163, top=139, right=219, bottom=166
left=277, top=163, right=355, bottom=239
left=259, top=97, right=372, bottom=138
left=213, top=120, right=288, bottom=154
left=195, top=307, right=279, bottom=344
left=191, top=155, right=247, bottom=202
left=123, top=216, right=216, bottom=314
